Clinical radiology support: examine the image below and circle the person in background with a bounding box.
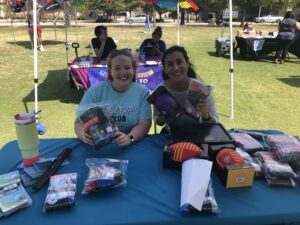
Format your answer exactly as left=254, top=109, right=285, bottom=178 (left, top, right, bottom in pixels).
left=27, top=7, right=44, bottom=51
left=144, top=12, right=151, bottom=33
left=139, top=26, right=166, bottom=57
left=74, top=49, right=152, bottom=147
left=243, top=22, right=256, bottom=33
left=275, top=11, right=300, bottom=64
left=154, top=45, right=219, bottom=128
left=91, top=25, right=117, bottom=60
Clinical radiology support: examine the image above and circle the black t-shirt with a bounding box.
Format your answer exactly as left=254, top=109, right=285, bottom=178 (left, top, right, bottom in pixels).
left=278, top=18, right=297, bottom=40
left=91, top=37, right=117, bottom=59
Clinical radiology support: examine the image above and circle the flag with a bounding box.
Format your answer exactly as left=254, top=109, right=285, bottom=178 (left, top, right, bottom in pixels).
left=157, top=0, right=177, bottom=8
left=179, top=0, right=199, bottom=11
left=145, top=0, right=157, bottom=4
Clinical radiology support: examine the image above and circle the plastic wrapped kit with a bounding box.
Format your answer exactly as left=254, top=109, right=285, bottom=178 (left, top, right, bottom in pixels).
left=82, top=158, right=128, bottom=195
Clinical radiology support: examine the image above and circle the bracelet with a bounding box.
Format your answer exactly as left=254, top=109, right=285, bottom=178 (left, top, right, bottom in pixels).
left=128, top=135, right=135, bottom=143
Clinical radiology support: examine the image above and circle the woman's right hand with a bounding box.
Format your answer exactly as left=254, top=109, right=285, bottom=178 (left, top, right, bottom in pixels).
left=79, top=128, right=94, bottom=145
left=74, top=118, right=94, bottom=145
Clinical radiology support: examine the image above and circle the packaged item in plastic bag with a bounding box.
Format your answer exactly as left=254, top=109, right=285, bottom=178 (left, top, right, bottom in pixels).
left=0, top=171, right=32, bottom=217
left=43, top=173, right=77, bottom=212
left=265, top=134, right=300, bottom=162
left=254, top=151, right=297, bottom=178
left=82, top=158, right=128, bottom=195
left=181, top=179, right=220, bottom=214
left=77, top=103, right=118, bottom=148
left=236, top=148, right=263, bottom=177
left=230, top=132, right=264, bottom=153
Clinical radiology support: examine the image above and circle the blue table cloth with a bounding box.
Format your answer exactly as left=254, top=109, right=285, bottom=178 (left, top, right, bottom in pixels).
left=1, top=134, right=300, bottom=225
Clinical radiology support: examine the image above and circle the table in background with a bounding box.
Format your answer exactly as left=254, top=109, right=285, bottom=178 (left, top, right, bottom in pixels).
left=68, top=57, right=163, bottom=91
left=2, top=135, right=300, bottom=225
left=235, top=35, right=300, bottom=59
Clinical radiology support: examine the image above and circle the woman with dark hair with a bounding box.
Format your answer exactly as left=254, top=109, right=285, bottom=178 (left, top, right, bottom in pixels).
left=243, top=22, right=256, bottom=33
left=91, top=25, right=117, bottom=59
left=154, top=46, right=219, bottom=127
left=275, top=11, right=300, bottom=64
left=74, top=49, right=152, bottom=146
left=139, top=26, right=166, bottom=57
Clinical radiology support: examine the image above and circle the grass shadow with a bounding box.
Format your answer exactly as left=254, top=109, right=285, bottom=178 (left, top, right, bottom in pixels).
left=277, top=75, right=300, bottom=88
left=7, top=40, right=65, bottom=49
left=23, top=68, right=83, bottom=112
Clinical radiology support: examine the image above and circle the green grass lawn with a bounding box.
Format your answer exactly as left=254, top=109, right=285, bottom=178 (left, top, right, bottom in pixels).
left=0, top=23, right=299, bottom=149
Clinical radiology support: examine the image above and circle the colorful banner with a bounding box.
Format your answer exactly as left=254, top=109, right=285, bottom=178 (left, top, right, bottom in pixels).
left=157, top=0, right=177, bottom=8
left=135, top=65, right=163, bottom=91
left=70, top=64, right=163, bottom=92
left=145, top=0, right=158, bottom=4
left=252, top=40, right=265, bottom=52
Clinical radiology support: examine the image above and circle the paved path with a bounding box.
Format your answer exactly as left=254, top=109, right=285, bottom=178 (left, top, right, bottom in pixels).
left=0, top=19, right=244, bottom=28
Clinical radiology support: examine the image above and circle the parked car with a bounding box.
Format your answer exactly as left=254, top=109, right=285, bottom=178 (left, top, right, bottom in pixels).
left=127, top=14, right=152, bottom=24
left=254, top=15, right=283, bottom=23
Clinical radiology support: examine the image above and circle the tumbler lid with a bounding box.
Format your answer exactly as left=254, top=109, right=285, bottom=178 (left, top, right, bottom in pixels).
left=14, top=113, right=35, bottom=124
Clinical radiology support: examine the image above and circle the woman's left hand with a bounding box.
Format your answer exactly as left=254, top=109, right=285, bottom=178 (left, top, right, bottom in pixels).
left=196, top=98, right=209, bottom=113
left=112, top=131, right=132, bottom=146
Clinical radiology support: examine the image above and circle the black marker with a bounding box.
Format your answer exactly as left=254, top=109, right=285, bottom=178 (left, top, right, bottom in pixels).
left=33, top=148, right=72, bottom=190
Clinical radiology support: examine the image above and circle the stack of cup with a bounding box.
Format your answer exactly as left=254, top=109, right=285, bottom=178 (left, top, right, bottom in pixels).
left=14, top=113, right=40, bottom=166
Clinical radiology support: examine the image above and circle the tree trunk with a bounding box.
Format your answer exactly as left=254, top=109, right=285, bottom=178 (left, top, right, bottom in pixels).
left=180, top=10, right=185, bottom=25
left=152, top=4, right=156, bottom=28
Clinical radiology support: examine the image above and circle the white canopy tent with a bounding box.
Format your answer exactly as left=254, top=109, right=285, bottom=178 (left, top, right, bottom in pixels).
left=30, top=0, right=235, bottom=129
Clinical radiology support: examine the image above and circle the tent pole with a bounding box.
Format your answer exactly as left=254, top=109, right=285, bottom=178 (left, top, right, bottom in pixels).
left=64, top=1, right=69, bottom=80
left=229, top=0, right=234, bottom=119
left=177, top=1, right=179, bottom=45
left=33, top=0, right=38, bottom=116
left=10, top=12, right=16, bottom=45
left=75, top=6, right=78, bottom=43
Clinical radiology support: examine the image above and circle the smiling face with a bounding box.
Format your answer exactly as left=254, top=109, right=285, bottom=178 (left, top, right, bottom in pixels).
left=163, top=51, right=190, bottom=83
left=152, top=32, right=161, bottom=42
left=110, top=55, right=135, bottom=92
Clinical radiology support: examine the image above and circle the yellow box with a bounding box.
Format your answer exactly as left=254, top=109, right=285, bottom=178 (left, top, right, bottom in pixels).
left=216, top=164, right=255, bottom=188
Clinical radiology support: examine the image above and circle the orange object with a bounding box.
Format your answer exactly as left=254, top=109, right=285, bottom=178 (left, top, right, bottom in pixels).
left=170, top=142, right=202, bottom=162
left=216, top=148, right=244, bottom=169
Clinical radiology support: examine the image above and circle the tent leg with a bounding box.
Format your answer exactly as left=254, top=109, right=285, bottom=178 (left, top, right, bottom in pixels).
left=229, top=0, right=234, bottom=119
left=10, top=13, right=17, bottom=46
left=64, top=2, right=69, bottom=80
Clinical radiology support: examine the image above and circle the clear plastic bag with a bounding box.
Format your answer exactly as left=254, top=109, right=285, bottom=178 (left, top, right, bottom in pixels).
left=230, top=132, right=264, bottom=153
left=265, top=134, right=300, bottom=162
left=181, top=179, right=220, bottom=214
left=0, top=171, right=32, bottom=217
left=82, top=158, right=128, bottom=195
left=43, top=173, right=78, bottom=212
left=77, top=103, right=119, bottom=148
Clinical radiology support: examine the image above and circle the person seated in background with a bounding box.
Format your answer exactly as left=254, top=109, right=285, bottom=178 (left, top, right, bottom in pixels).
left=139, top=26, right=166, bottom=58
left=243, top=22, right=256, bottom=33
left=154, top=45, right=219, bottom=129
left=91, top=25, right=117, bottom=60
left=74, top=49, right=152, bottom=147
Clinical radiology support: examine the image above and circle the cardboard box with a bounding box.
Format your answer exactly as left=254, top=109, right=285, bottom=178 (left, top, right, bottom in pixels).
left=237, top=30, right=256, bottom=37
left=216, top=163, right=255, bottom=188
left=259, top=30, right=269, bottom=37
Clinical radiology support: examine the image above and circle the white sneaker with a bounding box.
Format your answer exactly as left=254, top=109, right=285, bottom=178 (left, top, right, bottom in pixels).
left=39, top=46, right=45, bottom=51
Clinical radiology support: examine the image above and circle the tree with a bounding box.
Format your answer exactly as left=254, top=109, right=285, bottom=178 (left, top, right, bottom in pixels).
left=124, top=0, right=143, bottom=16
left=257, top=0, right=297, bottom=14
left=87, top=0, right=125, bottom=20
